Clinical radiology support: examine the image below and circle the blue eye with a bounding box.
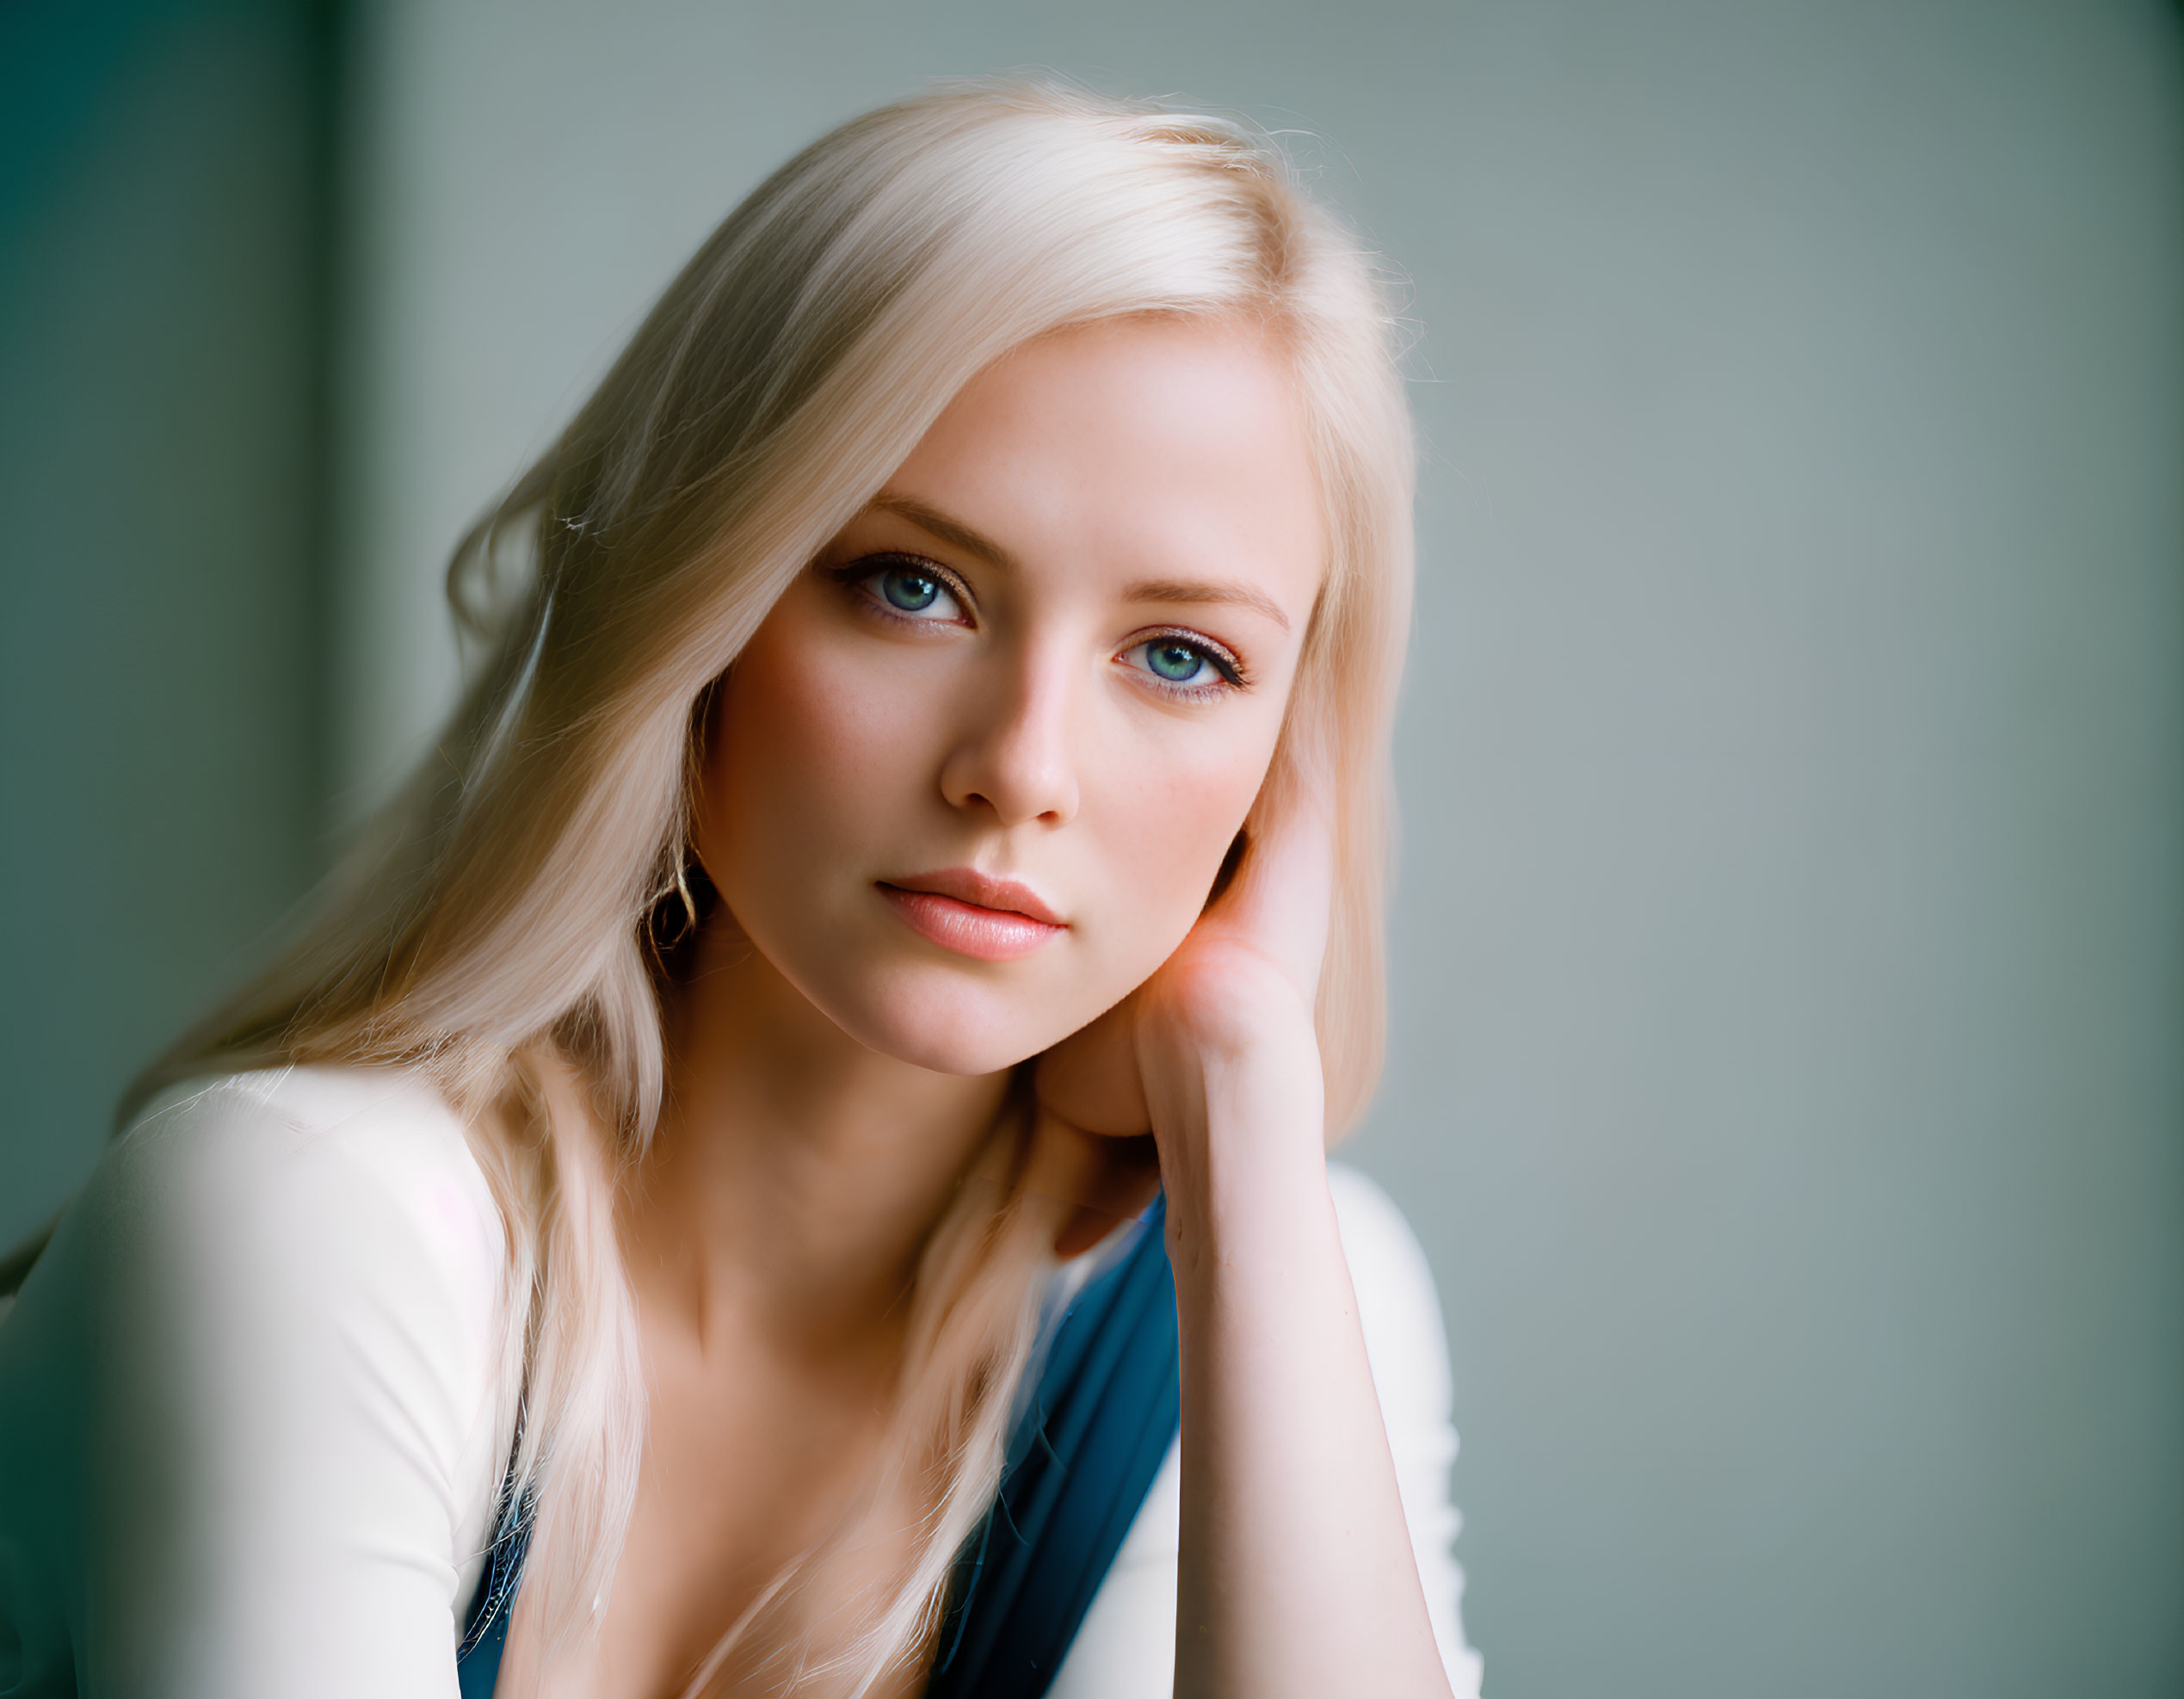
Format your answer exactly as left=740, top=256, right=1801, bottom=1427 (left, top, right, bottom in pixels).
left=842, top=555, right=965, bottom=621
left=879, top=565, right=941, bottom=611
left=1145, top=640, right=1209, bottom=683
left=1125, top=635, right=1238, bottom=692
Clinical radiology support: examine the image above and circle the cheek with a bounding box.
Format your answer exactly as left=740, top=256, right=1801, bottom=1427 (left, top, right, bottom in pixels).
left=1079, top=715, right=1277, bottom=969
left=699, top=612, right=928, bottom=901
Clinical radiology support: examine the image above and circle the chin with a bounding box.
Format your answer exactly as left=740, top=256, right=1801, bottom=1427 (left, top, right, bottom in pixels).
left=818, top=959, right=1090, bottom=1078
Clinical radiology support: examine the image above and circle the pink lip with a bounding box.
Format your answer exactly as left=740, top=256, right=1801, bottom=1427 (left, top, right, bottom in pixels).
left=878, top=868, right=1067, bottom=962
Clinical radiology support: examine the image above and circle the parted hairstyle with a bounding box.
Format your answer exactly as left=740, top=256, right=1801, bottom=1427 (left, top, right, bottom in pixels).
left=131, top=78, right=1415, bottom=1696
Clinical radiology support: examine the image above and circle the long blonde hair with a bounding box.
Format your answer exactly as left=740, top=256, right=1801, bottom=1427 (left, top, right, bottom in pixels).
left=133, top=78, right=1415, bottom=1694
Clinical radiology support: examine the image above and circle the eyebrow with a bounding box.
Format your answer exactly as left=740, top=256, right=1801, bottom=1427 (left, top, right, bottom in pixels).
left=1122, top=577, right=1292, bottom=633
left=867, top=490, right=1293, bottom=633
left=870, top=492, right=1021, bottom=574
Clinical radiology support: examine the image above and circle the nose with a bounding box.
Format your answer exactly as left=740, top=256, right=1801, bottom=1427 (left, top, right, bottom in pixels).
left=938, top=646, right=1080, bottom=828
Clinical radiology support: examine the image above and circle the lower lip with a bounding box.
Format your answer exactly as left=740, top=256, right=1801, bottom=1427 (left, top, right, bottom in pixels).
left=879, top=886, right=1064, bottom=962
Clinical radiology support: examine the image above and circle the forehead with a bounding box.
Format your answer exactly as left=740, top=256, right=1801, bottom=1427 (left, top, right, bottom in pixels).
left=883, top=316, right=1327, bottom=612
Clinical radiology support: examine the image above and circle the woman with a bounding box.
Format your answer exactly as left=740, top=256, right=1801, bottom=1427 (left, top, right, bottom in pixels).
left=0, top=82, right=1479, bottom=1698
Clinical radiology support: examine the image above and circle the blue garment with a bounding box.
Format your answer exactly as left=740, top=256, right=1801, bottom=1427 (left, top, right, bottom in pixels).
left=456, top=1203, right=1179, bottom=1699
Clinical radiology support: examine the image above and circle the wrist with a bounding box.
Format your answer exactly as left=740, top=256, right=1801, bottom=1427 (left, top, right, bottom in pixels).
left=1140, top=1006, right=1330, bottom=1265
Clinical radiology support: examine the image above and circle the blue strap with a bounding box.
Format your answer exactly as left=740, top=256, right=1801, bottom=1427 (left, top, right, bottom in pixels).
left=457, top=1596, right=513, bottom=1699
left=926, top=1200, right=1180, bottom=1699
left=455, top=1466, right=528, bottom=1699
left=454, top=1202, right=1179, bottom=1699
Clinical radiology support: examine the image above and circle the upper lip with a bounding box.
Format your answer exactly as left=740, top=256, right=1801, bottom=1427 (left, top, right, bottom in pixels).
left=881, top=868, right=1067, bottom=927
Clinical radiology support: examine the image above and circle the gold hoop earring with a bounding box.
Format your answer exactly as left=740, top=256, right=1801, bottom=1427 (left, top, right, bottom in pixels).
left=674, top=856, right=700, bottom=941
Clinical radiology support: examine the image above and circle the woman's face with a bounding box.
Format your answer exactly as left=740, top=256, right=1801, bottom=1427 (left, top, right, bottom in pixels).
left=696, top=315, right=1327, bottom=1076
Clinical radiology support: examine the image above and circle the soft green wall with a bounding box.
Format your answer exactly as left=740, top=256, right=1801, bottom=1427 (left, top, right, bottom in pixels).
left=0, top=0, right=332, bottom=1247
left=342, top=3, right=2181, bottom=1694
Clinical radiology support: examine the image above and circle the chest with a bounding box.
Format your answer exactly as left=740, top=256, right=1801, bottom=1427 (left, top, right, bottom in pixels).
left=587, top=1326, right=916, bottom=1699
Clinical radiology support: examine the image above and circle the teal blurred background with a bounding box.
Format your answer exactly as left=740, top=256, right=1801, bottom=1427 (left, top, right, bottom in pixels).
left=3, top=3, right=2179, bottom=1694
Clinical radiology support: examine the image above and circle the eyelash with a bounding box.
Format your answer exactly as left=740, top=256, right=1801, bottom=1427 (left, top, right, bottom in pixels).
left=830, top=553, right=975, bottom=626
left=1122, top=628, right=1249, bottom=700
left=827, top=552, right=1250, bottom=700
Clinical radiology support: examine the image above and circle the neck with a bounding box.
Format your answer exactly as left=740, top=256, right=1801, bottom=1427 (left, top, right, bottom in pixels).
left=626, top=914, right=1012, bottom=1361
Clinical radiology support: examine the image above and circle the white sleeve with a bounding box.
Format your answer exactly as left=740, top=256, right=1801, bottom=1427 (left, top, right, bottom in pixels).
left=1047, top=1162, right=1484, bottom=1699
left=1326, top=1165, right=1484, bottom=1699
left=0, top=1066, right=513, bottom=1699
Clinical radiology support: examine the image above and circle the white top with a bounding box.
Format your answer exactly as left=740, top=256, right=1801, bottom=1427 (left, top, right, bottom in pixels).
left=0, top=1066, right=1481, bottom=1697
